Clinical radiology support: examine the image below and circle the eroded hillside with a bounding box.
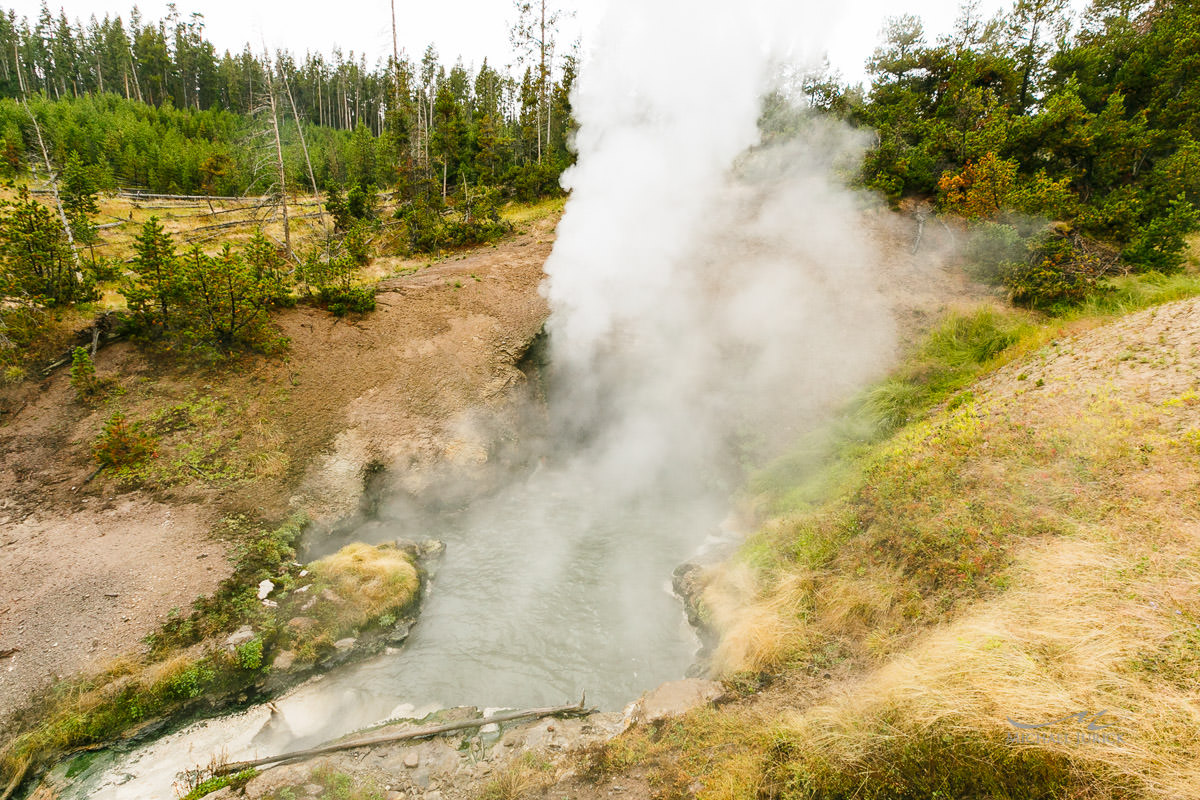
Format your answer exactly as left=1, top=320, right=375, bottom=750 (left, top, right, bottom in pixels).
left=0, top=215, right=555, bottom=723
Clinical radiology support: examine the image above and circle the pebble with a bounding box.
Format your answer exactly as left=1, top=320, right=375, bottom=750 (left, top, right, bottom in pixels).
left=404, top=751, right=420, bottom=768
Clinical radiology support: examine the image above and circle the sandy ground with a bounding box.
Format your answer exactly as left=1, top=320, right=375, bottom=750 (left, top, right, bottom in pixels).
left=0, top=216, right=556, bottom=726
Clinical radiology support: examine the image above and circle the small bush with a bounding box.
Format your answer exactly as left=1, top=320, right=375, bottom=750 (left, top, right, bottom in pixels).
left=318, top=286, right=376, bottom=316
left=69, top=346, right=103, bottom=400
left=2, top=364, right=25, bottom=385
left=1002, top=234, right=1108, bottom=308
left=235, top=637, right=264, bottom=671
left=963, top=222, right=1026, bottom=284
left=395, top=188, right=512, bottom=254
left=93, top=412, right=156, bottom=468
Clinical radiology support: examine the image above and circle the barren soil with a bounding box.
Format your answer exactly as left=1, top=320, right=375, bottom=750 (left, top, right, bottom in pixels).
left=0, top=216, right=556, bottom=724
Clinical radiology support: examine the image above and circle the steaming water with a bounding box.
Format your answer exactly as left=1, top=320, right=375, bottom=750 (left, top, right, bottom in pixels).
left=56, top=0, right=898, bottom=792
left=66, top=462, right=729, bottom=799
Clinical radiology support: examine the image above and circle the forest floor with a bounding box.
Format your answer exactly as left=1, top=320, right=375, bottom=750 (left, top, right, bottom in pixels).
left=0, top=202, right=556, bottom=726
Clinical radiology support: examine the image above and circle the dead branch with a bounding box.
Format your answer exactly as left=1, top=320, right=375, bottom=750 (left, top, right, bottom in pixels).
left=116, top=190, right=271, bottom=202
left=214, top=698, right=593, bottom=776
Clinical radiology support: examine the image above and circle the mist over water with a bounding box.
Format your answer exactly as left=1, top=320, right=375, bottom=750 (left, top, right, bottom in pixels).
left=75, top=2, right=900, bottom=796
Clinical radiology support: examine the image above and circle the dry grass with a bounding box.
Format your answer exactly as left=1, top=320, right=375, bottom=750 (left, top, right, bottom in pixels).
left=594, top=299, right=1200, bottom=800
left=480, top=753, right=558, bottom=800
left=501, top=195, right=567, bottom=226
left=311, top=542, right=421, bottom=628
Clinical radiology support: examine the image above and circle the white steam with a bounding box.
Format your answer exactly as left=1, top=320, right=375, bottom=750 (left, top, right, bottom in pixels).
left=542, top=0, right=895, bottom=498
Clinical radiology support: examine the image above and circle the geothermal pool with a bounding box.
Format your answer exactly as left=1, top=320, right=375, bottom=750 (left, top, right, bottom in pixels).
left=66, top=460, right=729, bottom=799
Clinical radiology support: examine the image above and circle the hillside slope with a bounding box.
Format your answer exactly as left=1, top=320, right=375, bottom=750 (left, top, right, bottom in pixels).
left=0, top=216, right=555, bottom=724
left=578, top=296, right=1200, bottom=799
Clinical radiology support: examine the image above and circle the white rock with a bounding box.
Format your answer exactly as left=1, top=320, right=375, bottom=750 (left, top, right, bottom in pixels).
left=224, top=625, right=255, bottom=649
left=257, top=579, right=275, bottom=600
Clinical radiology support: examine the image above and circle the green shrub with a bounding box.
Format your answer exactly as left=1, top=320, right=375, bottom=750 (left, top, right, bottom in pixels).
left=394, top=188, right=511, bottom=254
left=2, top=364, right=25, bottom=385
left=163, top=662, right=216, bottom=701
left=69, top=347, right=98, bottom=399
left=963, top=222, right=1026, bottom=284
left=1121, top=196, right=1200, bottom=273
left=235, top=637, right=264, bottom=671
left=318, top=286, right=375, bottom=316
left=1002, top=234, right=1107, bottom=308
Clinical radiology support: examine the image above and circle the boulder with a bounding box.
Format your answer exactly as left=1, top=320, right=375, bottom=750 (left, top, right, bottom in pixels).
left=224, top=625, right=256, bottom=650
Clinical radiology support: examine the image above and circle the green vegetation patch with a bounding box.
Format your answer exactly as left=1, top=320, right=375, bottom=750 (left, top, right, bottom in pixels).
left=0, top=515, right=421, bottom=795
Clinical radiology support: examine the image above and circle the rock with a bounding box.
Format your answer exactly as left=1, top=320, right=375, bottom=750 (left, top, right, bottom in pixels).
left=333, top=637, right=357, bottom=651
left=273, top=650, right=296, bottom=670
left=404, top=751, right=420, bottom=768
left=424, top=792, right=442, bottom=800
left=301, top=784, right=323, bottom=797
left=321, top=587, right=344, bottom=605
left=224, top=625, right=255, bottom=650
left=394, top=538, right=421, bottom=557
left=385, top=792, right=405, bottom=800
left=257, top=579, right=275, bottom=600
left=386, top=619, right=414, bottom=646
left=287, top=616, right=318, bottom=632
left=357, top=521, right=391, bottom=539
left=626, top=679, right=725, bottom=725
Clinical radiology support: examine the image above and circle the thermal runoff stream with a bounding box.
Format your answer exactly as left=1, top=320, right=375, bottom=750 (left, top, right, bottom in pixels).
left=63, top=0, right=898, bottom=795
left=69, top=459, right=731, bottom=799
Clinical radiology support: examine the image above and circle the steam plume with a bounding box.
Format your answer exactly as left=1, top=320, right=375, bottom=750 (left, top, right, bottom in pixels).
left=542, top=0, right=895, bottom=499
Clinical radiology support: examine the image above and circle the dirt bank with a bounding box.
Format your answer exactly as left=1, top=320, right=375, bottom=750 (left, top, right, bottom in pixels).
left=0, top=215, right=556, bottom=725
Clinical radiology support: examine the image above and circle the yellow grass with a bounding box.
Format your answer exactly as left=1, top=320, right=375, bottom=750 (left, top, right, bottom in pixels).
left=312, top=542, right=421, bottom=624
left=598, top=299, right=1200, bottom=799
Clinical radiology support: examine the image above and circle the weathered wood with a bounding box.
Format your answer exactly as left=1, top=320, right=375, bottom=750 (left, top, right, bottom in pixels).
left=215, top=699, right=592, bottom=776
left=181, top=210, right=324, bottom=239
left=117, top=190, right=271, bottom=202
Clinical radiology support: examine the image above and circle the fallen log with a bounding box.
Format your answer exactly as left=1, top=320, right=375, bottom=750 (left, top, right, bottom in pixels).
left=117, top=190, right=271, bottom=202
left=214, top=698, right=593, bottom=776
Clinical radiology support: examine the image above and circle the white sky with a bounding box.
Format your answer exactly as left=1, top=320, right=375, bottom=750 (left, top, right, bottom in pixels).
left=4, top=0, right=1090, bottom=85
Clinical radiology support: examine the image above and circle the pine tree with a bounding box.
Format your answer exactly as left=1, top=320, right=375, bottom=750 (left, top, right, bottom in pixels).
left=0, top=187, right=83, bottom=306
left=123, top=216, right=179, bottom=332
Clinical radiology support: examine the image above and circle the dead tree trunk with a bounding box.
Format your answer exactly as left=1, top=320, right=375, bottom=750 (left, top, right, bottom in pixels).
left=16, top=64, right=83, bottom=281
left=279, top=62, right=321, bottom=213
left=263, top=62, right=293, bottom=261
left=214, top=699, right=592, bottom=776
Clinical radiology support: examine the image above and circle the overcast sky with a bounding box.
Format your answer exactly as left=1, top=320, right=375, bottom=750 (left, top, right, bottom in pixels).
left=3, top=0, right=1090, bottom=85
